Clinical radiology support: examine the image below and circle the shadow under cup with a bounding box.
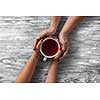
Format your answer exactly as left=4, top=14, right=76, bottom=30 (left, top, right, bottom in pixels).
left=40, top=37, right=60, bottom=59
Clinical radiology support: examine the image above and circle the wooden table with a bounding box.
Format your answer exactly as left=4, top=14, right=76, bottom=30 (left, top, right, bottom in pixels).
left=0, top=16, right=100, bottom=83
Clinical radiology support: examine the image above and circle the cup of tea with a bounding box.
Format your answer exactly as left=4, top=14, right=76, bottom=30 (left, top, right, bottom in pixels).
left=40, top=37, right=60, bottom=61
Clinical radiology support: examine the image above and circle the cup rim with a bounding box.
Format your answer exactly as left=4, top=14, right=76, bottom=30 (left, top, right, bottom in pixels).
left=40, top=37, right=60, bottom=58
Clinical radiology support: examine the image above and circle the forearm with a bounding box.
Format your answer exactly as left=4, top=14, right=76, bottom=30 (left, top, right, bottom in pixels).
left=16, top=51, right=39, bottom=83
left=46, top=61, right=58, bottom=83
left=60, top=16, right=85, bottom=35
left=49, top=16, right=61, bottom=33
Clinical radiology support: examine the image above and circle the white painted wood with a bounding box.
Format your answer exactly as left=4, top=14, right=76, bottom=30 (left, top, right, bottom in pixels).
left=0, top=16, right=100, bottom=83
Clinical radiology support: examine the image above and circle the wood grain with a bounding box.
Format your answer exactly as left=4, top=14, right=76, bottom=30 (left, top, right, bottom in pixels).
left=0, top=16, right=100, bottom=83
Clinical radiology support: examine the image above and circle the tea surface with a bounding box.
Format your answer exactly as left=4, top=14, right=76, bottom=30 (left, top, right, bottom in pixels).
left=42, top=39, right=58, bottom=56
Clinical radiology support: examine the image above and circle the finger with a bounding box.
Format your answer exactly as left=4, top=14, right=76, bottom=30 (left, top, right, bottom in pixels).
left=60, top=46, right=69, bottom=60
left=61, top=42, right=67, bottom=52
left=38, top=31, right=49, bottom=40
left=36, top=39, right=43, bottom=49
left=48, top=36, right=53, bottom=38
left=54, top=37, right=59, bottom=41
left=60, top=50, right=67, bottom=60
left=33, top=39, right=39, bottom=50
left=54, top=49, right=62, bottom=60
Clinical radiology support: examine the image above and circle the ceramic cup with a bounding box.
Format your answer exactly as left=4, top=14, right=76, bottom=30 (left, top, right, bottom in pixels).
left=40, top=37, right=60, bottom=61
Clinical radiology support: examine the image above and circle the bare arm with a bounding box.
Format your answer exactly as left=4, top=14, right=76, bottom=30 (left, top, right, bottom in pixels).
left=16, top=51, right=39, bottom=83
left=16, top=40, right=42, bottom=83
left=46, top=49, right=62, bottom=83
left=49, top=16, right=61, bottom=34
left=46, top=61, right=58, bottom=83
left=60, top=16, right=85, bottom=35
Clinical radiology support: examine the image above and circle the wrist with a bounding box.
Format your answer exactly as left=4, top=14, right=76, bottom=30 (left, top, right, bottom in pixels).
left=59, top=32, right=69, bottom=38
left=52, top=59, right=60, bottom=64
left=32, top=50, right=40, bottom=58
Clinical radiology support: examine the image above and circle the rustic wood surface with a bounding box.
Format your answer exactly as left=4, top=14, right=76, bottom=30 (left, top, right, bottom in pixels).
left=0, top=16, right=100, bottom=83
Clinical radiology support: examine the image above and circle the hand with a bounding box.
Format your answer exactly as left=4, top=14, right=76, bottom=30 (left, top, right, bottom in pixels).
left=58, top=33, right=69, bottom=59
left=33, top=39, right=43, bottom=53
left=53, top=48, right=63, bottom=63
left=33, top=27, right=56, bottom=50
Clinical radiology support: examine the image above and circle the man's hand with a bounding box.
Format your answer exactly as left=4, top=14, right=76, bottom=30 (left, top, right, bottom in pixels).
left=33, top=27, right=56, bottom=50
left=58, top=33, right=69, bottom=60
left=53, top=34, right=69, bottom=62
left=53, top=36, right=68, bottom=63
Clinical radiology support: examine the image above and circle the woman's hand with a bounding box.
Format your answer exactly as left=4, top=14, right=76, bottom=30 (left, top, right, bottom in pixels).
left=33, top=27, right=56, bottom=50
left=33, top=39, right=43, bottom=53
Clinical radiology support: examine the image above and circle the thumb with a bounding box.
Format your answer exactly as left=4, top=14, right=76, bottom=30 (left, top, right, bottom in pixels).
left=61, top=43, right=67, bottom=52
left=59, top=46, right=69, bottom=60
left=33, top=39, right=39, bottom=50
left=54, top=49, right=62, bottom=60
left=36, top=39, right=43, bottom=49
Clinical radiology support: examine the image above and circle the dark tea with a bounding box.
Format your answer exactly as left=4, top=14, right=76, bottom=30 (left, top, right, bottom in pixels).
left=41, top=39, right=59, bottom=56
